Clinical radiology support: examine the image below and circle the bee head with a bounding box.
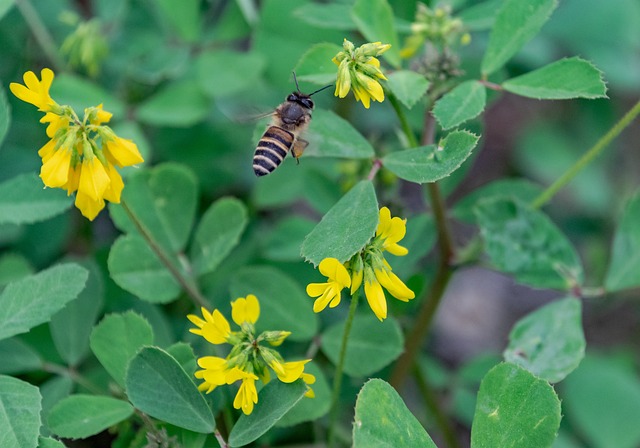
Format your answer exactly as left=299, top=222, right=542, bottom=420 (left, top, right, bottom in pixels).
left=287, top=92, right=314, bottom=110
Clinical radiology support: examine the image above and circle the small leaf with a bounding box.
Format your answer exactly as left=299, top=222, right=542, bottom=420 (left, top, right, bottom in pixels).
left=481, top=0, right=559, bottom=76
left=475, top=198, right=584, bottom=289
left=504, top=298, right=585, bottom=383
left=294, top=43, right=343, bottom=85
left=50, top=73, right=125, bottom=117
left=470, top=362, right=561, bottom=448
left=433, top=80, right=487, bottom=130
left=605, top=191, right=640, bottom=292
left=228, top=380, right=307, bottom=447
left=154, top=0, right=201, bottom=42
left=301, top=180, right=378, bottom=266
left=293, top=3, right=356, bottom=30
left=351, top=0, right=401, bottom=68
left=458, top=0, right=502, bottom=31
left=90, top=311, right=154, bottom=388
left=0, top=85, right=10, bottom=148
left=262, top=217, right=316, bottom=262
left=0, top=375, right=41, bottom=448
left=503, top=57, right=607, bottom=99
left=38, top=437, right=66, bottom=448
left=108, top=234, right=181, bottom=303
left=383, top=131, right=479, bottom=184
left=0, top=263, right=88, bottom=341
left=353, top=379, right=437, bottom=448
left=126, top=347, right=215, bottom=433
left=0, top=253, right=33, bottom=287
left=47, top=395, right=134, bottom=439
left=385, top=71, right=430, bottom=109
left=196, top=50, right=266, bottom=97
left=0, top=338, right=41, bottom=374
left=190, top=197, right=247, bottom=277
left=305, top=109, right=375, bottom=159
left=0, top=0, right=15, bottom=21
left=321, top=314, right=403, bottom=377
left=0, top=173, right=73, bottom=225
left=277, top=362, right=331, bottom=427
left=137, top=80, right=211, bottom=127
left=229, top=266, right=318, bottom=341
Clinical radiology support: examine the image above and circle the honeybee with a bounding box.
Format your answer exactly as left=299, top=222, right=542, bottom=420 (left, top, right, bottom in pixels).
left=253, top=74, right=332, bottom=176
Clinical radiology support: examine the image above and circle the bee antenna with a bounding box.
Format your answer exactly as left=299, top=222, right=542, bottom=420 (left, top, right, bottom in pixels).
left=309, top=84, right=334, bottom=96
left=292, top=71, right=301, bottom=92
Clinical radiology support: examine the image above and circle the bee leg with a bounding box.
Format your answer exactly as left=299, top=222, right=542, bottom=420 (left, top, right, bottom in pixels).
left=292, top=139, right=309, bottom=165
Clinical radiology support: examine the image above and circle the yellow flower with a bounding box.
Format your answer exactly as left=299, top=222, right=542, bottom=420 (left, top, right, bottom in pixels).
left=104, top=136, right=144, bottom=167
left=376, top=207, right=409, bottom=256
left=227, top=368, right=259, bottom=415
left=306, top=257, right=351, bottom=313
left=40, top=144, right=72, bottom=188
left=363, top=265, right=415, bottom=321
left=188, top=307, right=232, bottom=344
left=231, top=294, right=260, bottom=325
left=269, top=359, right=316, bottom=398
left=195, top=356, right=232, bottom=393
left=9, top=68, right=57, bottom=111
left=332, top=39, right=391, bottom=109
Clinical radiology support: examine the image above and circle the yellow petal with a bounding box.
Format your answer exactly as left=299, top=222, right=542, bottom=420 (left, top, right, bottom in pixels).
left=375, top=268, right=415, bottom=301
left=102, top=163, right=124, bottom=203
left=105, top=137, right=144, bottom=167
left=232, top=294, right=260, bottom=325
left=199, top=309, right=231, bottom=344
left=318, top=258, right=351, bottom=288
left=350, top=268, right=363, bottom=294
left=364, top=278, right=387, bottom=321
left=40, top=147, right=71, bottom=188
left=38, top=139, right=56, bottom=164
left=385, top=243, right=409, bottom=256
left=276, top=360, right=311, bottom=383
left=75, top=190, right=105, bottom=221
left=78, top=158, right=110, bottom=202
left=365, top=78, right=385, bottom=102
left=307, top=282, right=329, bottom=297
left=376, top=207, right=392, bottom=237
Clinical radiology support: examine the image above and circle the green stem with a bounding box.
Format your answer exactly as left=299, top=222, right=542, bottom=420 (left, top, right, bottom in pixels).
left=214, top=429, right=229, bottom=448
left=15, top=0, right=65, bottom=71
left=328, top=291, right=360, bottom=448
left=120, top=199, right=209, bottom=309
left=532, top=99, right=640, bottom=209
left=42, top=362, right=105, bottom=395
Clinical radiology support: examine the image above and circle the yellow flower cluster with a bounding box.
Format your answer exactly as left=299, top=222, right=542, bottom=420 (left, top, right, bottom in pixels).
left=9, top=68, right=143, bottom=220
left=332, top=39, right=391, bottom=109
left=188, top=295, right=315, bottom=415
left=307, top=207, right=415, bottom=321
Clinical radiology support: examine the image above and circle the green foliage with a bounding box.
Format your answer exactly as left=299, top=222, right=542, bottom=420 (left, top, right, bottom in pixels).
left=605, top=191, right=640, bottom=291
left=306, top=109, right=376, bottom=159
left=351, top=0, right=401, bottom=68
left=0, top=86, right=9, bottom=148
left=386, top=70, right=430, bottom=109
left=0, top=174, right=73, bottom=225
left=295, top=43, right=344, bottom=84
left=433, top=81, right=486, bottom=130
left=0, top=375, right=41, bottom=448
left=277, top=362, right=331, bottom=427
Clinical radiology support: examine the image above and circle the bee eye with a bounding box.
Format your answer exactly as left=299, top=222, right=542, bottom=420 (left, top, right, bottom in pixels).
left=301, top=98, right=314, bottom=109
left=287, top=94, right=297, bottom=102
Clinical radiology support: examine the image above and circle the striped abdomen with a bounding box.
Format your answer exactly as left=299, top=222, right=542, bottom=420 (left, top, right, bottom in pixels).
left=253, top=126, right=294, bottom=176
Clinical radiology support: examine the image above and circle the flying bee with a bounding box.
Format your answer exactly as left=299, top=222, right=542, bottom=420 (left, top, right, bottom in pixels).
left=253, top=74, right=332, bottom=177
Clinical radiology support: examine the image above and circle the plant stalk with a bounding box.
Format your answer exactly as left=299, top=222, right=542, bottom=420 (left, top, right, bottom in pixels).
left=16, top=0, right=65, bottom=71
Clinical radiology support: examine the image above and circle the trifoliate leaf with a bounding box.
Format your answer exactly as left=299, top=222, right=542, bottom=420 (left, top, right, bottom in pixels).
left=433, top=80, right=486, bottom=130
left=386, top=71, right=430, bottom=109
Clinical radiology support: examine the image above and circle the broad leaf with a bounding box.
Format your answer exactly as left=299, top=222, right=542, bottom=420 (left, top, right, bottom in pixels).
left=605, top=191, right=640, bottom=291
left=38, top=437, right=66, bottom=448
left=504, top=298, right=585, bottom=383
left=154, top=0, right=201, bottom=42
left=353, top=379, right=437, bottom=448
left=0, top=173, right=73, bottom=225
left=0, top=375, right=41, bottom=448
left=137, top=80, right=211, bottom=127
left=51, top=73, right=125, bottom=117
left=293, top=3, right=356, bottom=30
left=0, top=0, right=14, bottom=21
left=433, top=80, right=486, bottom=130
left=481, top=0, right=558, bottom=76
left=126, top=347, right=215, bottom=433
left=262, top=217, right=316, bottom=262
left=306, top=109, right=375, bottom=159
left=321, top=314, right=403, bottom=377
left=301, top=180, right=378, bottom=266
left=0, top=263, right=88, bottom=341
left=386, top=71, right=430, bottom=109
left=90, top=311, right=154, bottom=388
left=229, top=380, right=307, bottom=447
left=475, top=198, right=583, bottom=289
left=0, top=253, right=33, bottom=287
left=383, top=131, right=479, bottom=184
left=0, top=338, right=41, bottom=374
left=197, top=50, right=266, bottom=97
left=351, top=0, right=400, bottom=68
left=48, top=395, right=133, bottom=439
left=229, top=266, right=318, bottom=341
left=471, top=363, right=561, bottom=448
left=0, top=85, right=9, bottom=148
left=503, top=57, right=607, bottom=99
left=294, top=43, right=343, bottom=85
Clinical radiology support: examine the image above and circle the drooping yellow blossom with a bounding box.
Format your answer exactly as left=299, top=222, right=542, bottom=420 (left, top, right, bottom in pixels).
left=306, top=257, right=351, bottom=313
left=187, top=307, right=232, bottom=344
left=332, top=39, right=391, bottom=108
left=229, top=369, right=259, bottom=415
left=376, top=206, right=409, bottom=256
left=10, top=68, right=144, bottom=221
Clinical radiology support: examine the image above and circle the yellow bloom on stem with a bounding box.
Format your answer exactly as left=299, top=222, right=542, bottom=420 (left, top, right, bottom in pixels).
left=227, top=368, right=259, bottom=415
left=9, top=68, right=57, bottom=111
left=376, top=207, right=409, bottom=256
left=40, top=145, right=72, bottom=188
left=188, top=307, right=232, bottom=344
left=364, top=269, right=388, bottom=321
left=195, top=356, right=231, bottom=393
left=105, top=136, right=144, bottom=167
left=306, top=257, right=351, bottom=313
left=231, top=294, right=260, bottom=325
left=272, top=359, right=311, bottom=383
left=363, top=264, right=415, bottom=321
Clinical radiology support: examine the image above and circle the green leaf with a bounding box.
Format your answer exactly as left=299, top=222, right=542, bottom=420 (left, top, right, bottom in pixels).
left=111, top=164, right=198, bottom=253
left=383, top=131, right=480, bottom=184
left=47, top=395, right=134, bottom=439
left=293, top=3, right=356, bottom=30
left=351, top=0, right=401, bottom=68
left=90, top=311, right=154, bottom=388
left=38, top=436, right=65, bottom=448
left=475, top=198, right=584, bottom=289
left=481, top=0, right=559, bottom=76
left=0, top=375, right=41, bottom=448
left=471, top=362, right=561, bottom=448
left=301, top=180, right=378, bottom=266
left=228, top=380, right=307, bottom=447
left=190, top=197, right=247, bottom=277
left=126, top=347, right=215, bottom=433
left=0, top=173, right=73, bottom=225
left=294, top=43, right=343, bottom=85
left=0, top=85, right=10, bottom=148
left=353, top=379, right=437, bottom=448
left=196, top=50, right=266, bottom=97
left=136, top=80, right=211, bottom=127
left=433, top=81, right=487, bottom=130
left=166, top=342, right=197, bottom=379
left=563, top=355, right=640, bottom=448
left=0, top=253, right=33, bottom=287
left=50, top=73, right=125, bottom=117
left=262, top=217, right=316, bottom=262
left=0, top=0, right=15, bottom=21
left=385, top=70, right=430, bottom=110
left=0, top=338, right=41, bottom=374
left=50, top=260, right=103, bottom=366
left=322, top=314, right=403, bottom=377
left=605, top=191, right=640, bottom=291
left=154, top=0, right=201, bottom=42
left=40, top=376, right=73, bottom=425
left=305, top=109, right=375, bottom=159
left=458, top=0, right=502, bottom=31
left=277, top=362, right=330, bottom=427
left=229, top=266, right=318, bottom=341
left=503, top=57, right=607, bottom=99
left=108, top=234, right=181, bottom=303
left=504, top=298, right=585, bottom=383
left=0, top=263, right=88, bottom=341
